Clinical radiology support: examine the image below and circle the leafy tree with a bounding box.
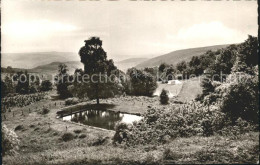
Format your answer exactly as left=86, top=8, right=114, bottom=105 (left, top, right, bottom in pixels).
left=199, top=50, right=216, bottom=70
left=4, top=76, right=15, bottom=94
left=159, top=63, right=169, bottom=73
left=189, top=56, right=201, bottom=67
left=200, top=75, right=215, bottom=98
left=79, top=37, right=117, bottom=104
left=220, top=73, right=258, bottom=124
left=160, top=89, right=169, bottom=105
left=40, top=80, right=53, bottom=91
left=176, top=61, right=187, bottom=73
left=15, top=71, right=30, bottom=94
left=7, top=67, right=13, bottom=73
left=165, top=66, right=175, bottom=80
left=231, top=54, right=249, bottom=73
left=127, top=68, right=157, bottom=96
left=238, top=35, right=258, bottom=67
left=56, top=64, right=72, bottom=99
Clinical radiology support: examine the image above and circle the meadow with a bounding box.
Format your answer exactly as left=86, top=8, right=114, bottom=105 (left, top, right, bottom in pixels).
left=2, top=79, right=259, bottom=164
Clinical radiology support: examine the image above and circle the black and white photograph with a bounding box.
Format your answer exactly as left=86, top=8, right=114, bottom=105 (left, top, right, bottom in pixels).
left=1, top=0, right=259, bottom=164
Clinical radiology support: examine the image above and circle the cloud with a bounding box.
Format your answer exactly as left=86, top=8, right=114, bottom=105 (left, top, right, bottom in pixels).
left=173, top=21, right=244, bottom=43
left=2, top=20, right=78, bottom=38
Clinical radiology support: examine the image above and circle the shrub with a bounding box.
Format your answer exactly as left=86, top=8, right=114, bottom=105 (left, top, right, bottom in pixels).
left=41, top=108, right=50, bottom=115
left=92, top=136, right=109, bottom=146
left=220, top=73, right=258, bottom=124
left=40, top=80, right=53, bottom=92
left=201, top=119, right=213, bottom=137
left=65, top=97, right=80, bottom=106
left=61, top=132, right=75, bottom=142
left=160, top=89, right=169, bottom=105
left=127, top=68, right=157, bottom=97
left=14, top=125, right=24, bottom=131
left=112, top=122, right=129, bottom=144
left=78, top=134, right=87, bottom=139
left=2, top=124, right=20, bottom=156
left=73, top=129, right=82, bottom=134
left=116, top=103, right=234, bottom=146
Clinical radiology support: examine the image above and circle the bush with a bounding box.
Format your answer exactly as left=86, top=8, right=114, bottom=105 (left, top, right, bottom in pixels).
left=73, top=129, right=82, bottom=134
left=14, top=125, right=24, bottom=131
left=2, top=124, right=20, bottom=156
left=41, top=108, right=50, bottom=115
left=65, top=97, right=80, bottom=106
left=112, top=122, right=129, bottom=144
left=127, top=68, right=157, bottom=97
left=160, top=89, right=169, bottom=105
left=220, top=73, right=258, bottom=124
left=115, top=102, right=235, bottom=146
left=92, top=136, right=109, bottom=146
left=78, top=134, right=87, bottom=139
left=201, top=119, right=213, bottom=137
left=40, top=80, right=53, bottom=92
left=217, top=118, right=256, bottom=137
left=61, top=132, right=75, bottom=142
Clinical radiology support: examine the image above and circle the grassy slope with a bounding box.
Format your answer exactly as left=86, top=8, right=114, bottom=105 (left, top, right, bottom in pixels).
left=154, top=82, right=183, bottom=97
left=136, top=44, right=229, bottom=69
left=175, top=77, right=203, bottom=102
left=2, top=90, right=258, bottom=164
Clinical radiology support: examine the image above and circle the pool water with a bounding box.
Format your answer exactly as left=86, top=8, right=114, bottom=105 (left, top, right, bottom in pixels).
left=62, top=109, right=143, bottom=130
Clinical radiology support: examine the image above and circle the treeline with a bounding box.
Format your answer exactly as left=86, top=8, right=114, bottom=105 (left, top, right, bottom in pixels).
left=56, top=64, right=158, bottom=100
left=1, top=70, right=53, bottom=98
left=156, top=35, right=257, bottom=81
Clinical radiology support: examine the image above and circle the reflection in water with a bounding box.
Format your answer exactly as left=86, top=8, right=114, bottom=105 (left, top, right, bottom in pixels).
left=62, top=110, right=142, bottom=130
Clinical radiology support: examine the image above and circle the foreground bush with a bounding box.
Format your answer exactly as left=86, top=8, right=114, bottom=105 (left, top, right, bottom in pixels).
left=65, top=97, right=80, bottom=106
left=113, top=122, right=129, bottom=144
left=220, top=73, right=258, bottom=124
left=2, top=124, right=20, bottom=156
left=114, top=102, right=257, bottom=146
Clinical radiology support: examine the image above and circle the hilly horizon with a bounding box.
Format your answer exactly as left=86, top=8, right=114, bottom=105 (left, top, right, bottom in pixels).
left=1, top=52, right=80, bottom=69
left=1, top=44, right=231, bottom=75
left=135, top=44, right=230, bottom=69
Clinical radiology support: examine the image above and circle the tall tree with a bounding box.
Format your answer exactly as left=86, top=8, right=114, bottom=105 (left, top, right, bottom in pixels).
left=79, top=37, right=117, bottom=104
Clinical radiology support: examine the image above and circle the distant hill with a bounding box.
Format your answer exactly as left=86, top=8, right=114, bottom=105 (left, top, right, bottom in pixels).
left=1, top=51, right=147, bottom=73
left=31, top=61, right=83, bottom=75
left=1, top=57, right=147, bottom=78
left=115, top=58, right=148, bottom=72
left=31, top=57, right=147, bottom=75
left=136, top=44, right=230, bottom=69
left=1, top=52, right=80, bottom=69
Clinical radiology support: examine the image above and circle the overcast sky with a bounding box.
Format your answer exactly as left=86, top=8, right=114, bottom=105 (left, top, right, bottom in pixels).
left=1, top=0, right=257, bottom=61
